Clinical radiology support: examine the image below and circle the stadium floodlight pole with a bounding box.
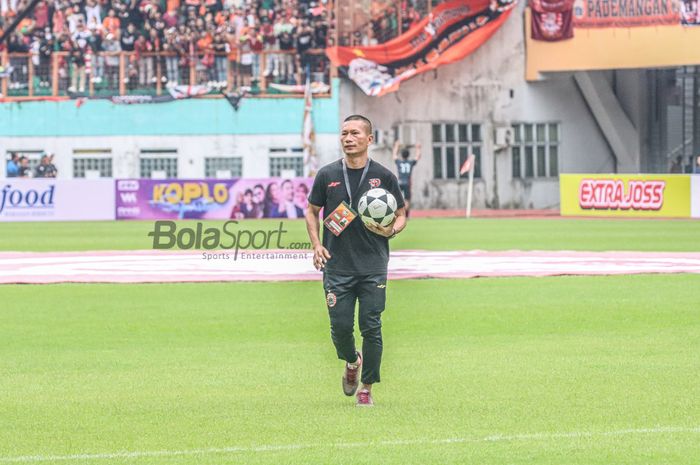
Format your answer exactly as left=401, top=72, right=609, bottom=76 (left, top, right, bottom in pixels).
left=0, top=0, right=43, bottom=44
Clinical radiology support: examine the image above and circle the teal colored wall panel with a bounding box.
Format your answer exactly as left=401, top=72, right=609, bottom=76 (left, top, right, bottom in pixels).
left=0, top=80, right=339, bottom=137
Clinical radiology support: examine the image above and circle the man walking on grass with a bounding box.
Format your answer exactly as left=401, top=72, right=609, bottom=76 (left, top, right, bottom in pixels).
left=305, top=114, right=406, bottom=407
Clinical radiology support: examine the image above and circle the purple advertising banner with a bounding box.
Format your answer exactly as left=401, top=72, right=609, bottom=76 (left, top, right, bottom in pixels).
left=115, top=178, right=314, bottom=220
left=0, top=179, right=115, bottom=222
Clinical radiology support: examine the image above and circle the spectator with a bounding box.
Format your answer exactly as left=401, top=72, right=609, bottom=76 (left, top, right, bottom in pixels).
left=295, top=20, right=313, bottom=81
left=261, top=17, right=278, bottom=80
left=194, top=29, right=214, bottom=84
left=225, top=27, right=238, bottom=87
left=67, top=5, right=86, bottom=34
left=52, top=4, right=66, bottom=35
left=45, top=153, right=58, bottom=177
left=102, top=32, right=121, bottom=89
left=149, top=28, right=163, bottom=82
left=163, top=27, right=179, bottom=85
left=238, top=25, right=254, bottom=86
left=134, top=32, right=154, bottom=86
left=85, top=0, right=102, bottom=28
left=670, top=156, right=683, bottom=174
left=120, top=23, right=136, bottom=52
left=6, top=153, right=20, bottom=178
left=33, top=1, right=49, bottom=30
left=102, top=9, right=120, bottom=37
left=18, top=157, right=31, bottom=178
left=68, top=37, right=87, bottom=92
left=212, top=31, right=229, bottom=85
left=695, top=155, right=700, bottom=174
left=278, top=29, right=295, bottom=83
left=87, top=23, right=104, bottom=83
left=34, top=154, right=49, bottom=177
left=247, top=25, right=264, bottom=84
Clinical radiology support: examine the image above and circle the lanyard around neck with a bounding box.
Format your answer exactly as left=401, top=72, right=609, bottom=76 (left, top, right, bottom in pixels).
left=341, top=157, right=371, bottom=206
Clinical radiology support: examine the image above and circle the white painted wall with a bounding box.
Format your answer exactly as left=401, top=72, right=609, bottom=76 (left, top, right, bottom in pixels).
left=1, top=134, right=340, bottom=179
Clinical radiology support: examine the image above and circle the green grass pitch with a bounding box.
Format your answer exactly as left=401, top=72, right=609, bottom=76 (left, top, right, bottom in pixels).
left=1, top=218, right=699, bottom=464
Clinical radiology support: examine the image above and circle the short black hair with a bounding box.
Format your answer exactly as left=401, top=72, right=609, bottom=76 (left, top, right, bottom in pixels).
left=343, top=114, right=373, bottom=135
left=401, top=149, right=410, bottom=159
left=244, top=189, right=253, bottom=195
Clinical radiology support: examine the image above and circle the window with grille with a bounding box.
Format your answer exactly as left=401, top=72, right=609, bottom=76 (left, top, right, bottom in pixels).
left=431, top=123, right=482, bottom=179
left=511, top=123, right=559, bottom=179
left=139, top=149, right=178, bottom=178
left=205, top=157, right=242, bottom=178
left=269, top=148, right=304, bottom=177
left=73, top=157, right=113, bottom=178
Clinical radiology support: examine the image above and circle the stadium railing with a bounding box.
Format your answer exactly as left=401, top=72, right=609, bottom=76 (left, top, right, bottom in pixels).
left=0, top=49, right=333, bottom=100
left=336, top=0, right=434, bottom=46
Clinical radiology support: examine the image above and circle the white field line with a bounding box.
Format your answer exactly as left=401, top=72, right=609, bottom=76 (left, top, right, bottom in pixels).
left=1, top=426, right=698, bottom=463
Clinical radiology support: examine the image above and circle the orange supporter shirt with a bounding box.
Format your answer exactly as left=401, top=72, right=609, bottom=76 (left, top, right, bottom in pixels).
left=197, top=34, right=212, bottom=51
left=167, top=0, right=180, bottom=12
left=227, top=36, right=238, bottom=60
left=103, top=16, right=120, bottom=35
left=18, top=18, right=34, bottom=34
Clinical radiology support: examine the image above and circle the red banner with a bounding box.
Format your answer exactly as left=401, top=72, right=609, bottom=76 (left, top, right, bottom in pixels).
left=572, top=0, right=681, bottom=27
left=325, top=0, right=517, bottom=97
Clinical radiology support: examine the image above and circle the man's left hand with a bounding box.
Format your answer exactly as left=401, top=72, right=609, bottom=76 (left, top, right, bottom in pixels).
left=364, top=221, right=394, bottom=237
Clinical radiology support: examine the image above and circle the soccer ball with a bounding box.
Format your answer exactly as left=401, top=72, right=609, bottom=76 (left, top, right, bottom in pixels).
left=358, top=188, right=397, bottom=227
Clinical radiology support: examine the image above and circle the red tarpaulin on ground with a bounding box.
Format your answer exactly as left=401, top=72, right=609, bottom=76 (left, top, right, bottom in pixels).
left=325, top=0, right=517, bottom=97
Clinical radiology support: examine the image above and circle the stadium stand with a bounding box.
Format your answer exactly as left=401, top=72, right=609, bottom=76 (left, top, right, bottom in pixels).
left=0, top=0, right=335, bottom=96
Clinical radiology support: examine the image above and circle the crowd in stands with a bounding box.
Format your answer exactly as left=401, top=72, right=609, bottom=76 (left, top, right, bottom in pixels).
left=0, top=0, right=332, bottom=92
left=344, top=0, right=423, bottom=46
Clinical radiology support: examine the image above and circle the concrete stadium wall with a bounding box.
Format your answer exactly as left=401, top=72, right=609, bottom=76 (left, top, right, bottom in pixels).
left=1, top=134, right=340, bottom=179
left=0, top=86, right=340, bottom=137
left=0, top=80, right=341, bottom=179
left=340, top=4, right=617, bottom=210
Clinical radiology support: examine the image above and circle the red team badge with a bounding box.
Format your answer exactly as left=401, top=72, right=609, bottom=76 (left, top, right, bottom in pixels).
left=326, top=292, right=337, bottom=307
left=328, top=181, right=341, bottom=188
left=369, top=178, right=381, bottom=188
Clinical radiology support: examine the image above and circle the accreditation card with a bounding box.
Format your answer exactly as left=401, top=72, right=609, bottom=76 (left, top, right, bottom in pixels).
left=323, top=201, right=357, bottom=236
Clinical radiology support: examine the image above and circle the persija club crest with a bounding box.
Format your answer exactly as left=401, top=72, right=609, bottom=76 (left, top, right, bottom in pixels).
left=541, top=12, right=565, bottom=38
left=369, top=178, right=381, bottom=188
left=326, top=292, right=337, bottom=307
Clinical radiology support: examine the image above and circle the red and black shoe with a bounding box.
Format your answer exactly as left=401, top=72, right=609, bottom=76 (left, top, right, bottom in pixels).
left=342, top=352, right=362, bottom=396
left=355, top=388, right=374, bottom=407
